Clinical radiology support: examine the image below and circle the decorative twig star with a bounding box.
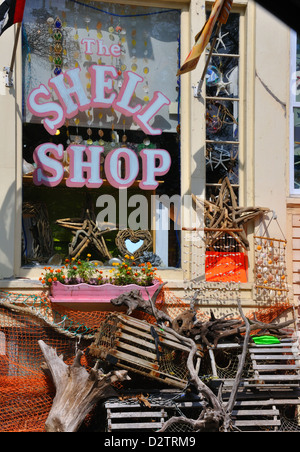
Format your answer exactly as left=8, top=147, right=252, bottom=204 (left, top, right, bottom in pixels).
left=56, top=209, right=116, bottom=261
left=193, top=177, right=270, bottom=250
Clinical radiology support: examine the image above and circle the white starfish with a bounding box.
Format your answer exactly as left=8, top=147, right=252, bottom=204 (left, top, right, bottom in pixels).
left=215, top=73, right=231, bottom=96
left=206, top=146, right=231, bottom=171
left=214, top=30, right=229, bottom=51
left=206, top=150, right=215, bottom=171
left=213, top=146, right=231, bottom=170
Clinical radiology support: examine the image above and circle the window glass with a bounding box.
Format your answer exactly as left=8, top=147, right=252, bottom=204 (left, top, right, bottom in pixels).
left=205, top=12, right=240, bottom=200
left=204, top=12, right=246, bottom=283
left=293, top=107, right=300, bottom=190
left=22, top=1, right=181, bottom=269
left=296, top=34, right=300, bottom=103
left=292, top=34, right=300, bottom=191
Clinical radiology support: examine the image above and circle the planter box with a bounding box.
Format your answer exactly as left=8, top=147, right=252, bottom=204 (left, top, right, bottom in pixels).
left=49, top=280, right=162, bottom=310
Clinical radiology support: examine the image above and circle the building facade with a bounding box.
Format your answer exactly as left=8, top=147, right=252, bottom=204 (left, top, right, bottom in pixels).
left=0, top=0, right=297, bottom=317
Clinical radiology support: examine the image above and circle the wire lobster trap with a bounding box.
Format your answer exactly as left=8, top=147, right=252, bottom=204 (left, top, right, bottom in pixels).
left=89, top=313, right=201, bottom=389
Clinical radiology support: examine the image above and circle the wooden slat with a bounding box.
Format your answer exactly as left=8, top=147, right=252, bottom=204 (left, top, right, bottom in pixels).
left=232, top=409, right=279, bottom=416
left=115, top=339, right=157, bottom=361
left=252, top=374, right=300, bottom=380
left=112, top=361, right=186, bottom=389
left=249, top=347, right=297, bottom=353
left=109, top=422, right=163, bottom=430
left=106, top=403, right=162, bottom=409
left=234, top=399, right=300, bottom=406
left=253, top=364, right=300, bottom=370
left=120, top=323, right=190, bottom=353
left=110, top=349, right=159, bottom=370
left=119, top=318, right=193, bottom=353
left=251, top=354, right=298, bottom=360
left=232, top=420, right=281, bottom=427
left=109, top=411, right=166, bottom=419
left=116, top=331, right=157, bottom=351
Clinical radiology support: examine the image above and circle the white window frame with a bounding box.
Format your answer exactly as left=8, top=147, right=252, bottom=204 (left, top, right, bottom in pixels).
left=15, top=0, right=192, bottom=283
left=290, top=30, right=300, bottom=196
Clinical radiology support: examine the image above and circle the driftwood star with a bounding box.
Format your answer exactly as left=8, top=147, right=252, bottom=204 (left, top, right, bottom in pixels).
left=56, top=209, right=115, bottom=260
left=193, top=177, right=270, bottom=250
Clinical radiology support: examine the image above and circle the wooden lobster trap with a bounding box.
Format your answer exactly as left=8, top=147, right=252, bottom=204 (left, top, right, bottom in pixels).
left=89, top=313, right=201, bottom=389
left=103, top=391, right=204, bottom=432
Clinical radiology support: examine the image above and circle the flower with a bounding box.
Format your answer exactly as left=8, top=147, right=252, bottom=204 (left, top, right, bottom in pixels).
left=40, top=255, right=158, bottom=288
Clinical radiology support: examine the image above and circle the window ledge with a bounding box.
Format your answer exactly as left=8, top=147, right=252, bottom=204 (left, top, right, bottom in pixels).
left=287, top=197, right=300, bottom=207
left=0, top=278, right=43, bottom=290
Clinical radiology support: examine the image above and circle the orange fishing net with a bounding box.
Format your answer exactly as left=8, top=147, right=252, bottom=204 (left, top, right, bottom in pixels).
left=0, top=286, right=295, bottom=432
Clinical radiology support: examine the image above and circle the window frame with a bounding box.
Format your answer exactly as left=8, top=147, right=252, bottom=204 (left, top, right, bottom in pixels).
left=15, top=0, right=192, bottom=283
left=289, top=30, right=300, bottom=196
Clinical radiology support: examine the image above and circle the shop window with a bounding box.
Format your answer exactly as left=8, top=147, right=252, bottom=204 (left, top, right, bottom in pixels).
left=21, top=1, right=181, bottom=269
left=290, top=32, right=300, bottom=194
left=204, top=11, right=247, bottom=282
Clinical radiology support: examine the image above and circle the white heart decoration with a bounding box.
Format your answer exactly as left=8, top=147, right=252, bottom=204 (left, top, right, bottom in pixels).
left=125, top=239, right=144, bottom=254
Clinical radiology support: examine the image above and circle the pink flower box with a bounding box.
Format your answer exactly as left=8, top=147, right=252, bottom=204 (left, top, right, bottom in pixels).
left=49, top=280, right=162, bottom=309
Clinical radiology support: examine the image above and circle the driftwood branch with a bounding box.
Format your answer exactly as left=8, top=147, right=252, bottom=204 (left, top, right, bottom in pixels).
left=158, top=324, right=227, bottom=432
left=158, top=301, right=294, bottom=433
left=39, top=340, right=130, bottom=432
left=172, top=307, right=294, bottom=348
left=110, top=282, right=172, bottom=325
left=223, top=300, right=251, bottom=429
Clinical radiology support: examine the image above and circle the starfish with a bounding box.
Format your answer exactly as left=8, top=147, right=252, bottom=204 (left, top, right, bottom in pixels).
left=214, top=30, right=229, bottom=51
left=215, top=73, right=231, bottom=96
left=213, top=146, right=231, bottom=170
left=206, top=146, right=231, bottom=171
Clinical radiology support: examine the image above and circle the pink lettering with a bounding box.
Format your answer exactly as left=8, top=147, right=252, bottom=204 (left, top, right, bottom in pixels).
left=139, top=148, right=171, bottom=190
left=33, top=143, right=64, bottom=187
left=113, top=71, right=143, bottom=116
left=89, top=65, right=118, bottom=108
left=49, top=67, right=91, bottom=118
left=81, top=38, right=96, bottom=54
left=27, top=84, right=64, bottom=135
left=97, top=40, right=110, bottom=56
left=105, top=148, right=139, bottom=188
left=66, top=145, right=104, bottom=188
left=134, top=91, right=171, bottom=135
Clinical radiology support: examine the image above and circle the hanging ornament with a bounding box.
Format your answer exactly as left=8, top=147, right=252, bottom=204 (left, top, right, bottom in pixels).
left=86, top=128, right=93, bottom=145
left=98, top=129, right=105, bottom=145
left=121, top=119, right=127, bottom=146
left=85, top=16, right=91, bottom=33
left=51, top=17, right=64, bottom=76
left=206, top=65, right=221, bottom=87
left=97, top=113, right=105, bottom=145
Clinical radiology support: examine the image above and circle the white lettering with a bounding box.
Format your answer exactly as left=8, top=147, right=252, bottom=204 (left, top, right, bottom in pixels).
left=66, top=145, right=104, bottom=188
left=49, top=67, right=91, bottom=117
left=89, top=65, right=118, bottom=108
left=33, top=143, right=64, bottom=186
left=26, top=84, right=64, bottom=135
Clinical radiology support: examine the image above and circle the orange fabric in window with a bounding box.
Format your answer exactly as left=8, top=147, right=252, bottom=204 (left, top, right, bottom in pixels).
left=205, top=251, right=248, bottom=282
